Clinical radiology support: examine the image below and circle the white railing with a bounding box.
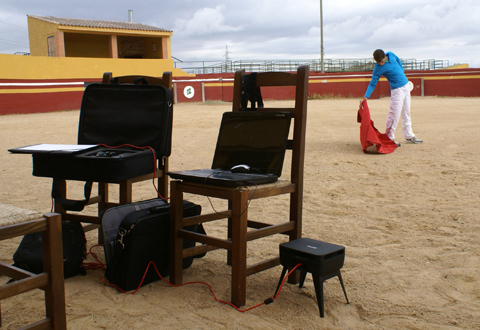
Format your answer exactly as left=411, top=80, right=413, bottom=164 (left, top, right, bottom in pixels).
left=174, top=58, right=450, bottom=74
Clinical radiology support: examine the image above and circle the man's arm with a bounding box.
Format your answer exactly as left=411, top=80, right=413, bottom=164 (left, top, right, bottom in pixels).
left=364, top=68, right=381, bottom=98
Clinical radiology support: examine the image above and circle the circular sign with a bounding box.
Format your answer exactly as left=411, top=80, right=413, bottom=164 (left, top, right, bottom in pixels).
left=183, top=86, right=195, bottom=99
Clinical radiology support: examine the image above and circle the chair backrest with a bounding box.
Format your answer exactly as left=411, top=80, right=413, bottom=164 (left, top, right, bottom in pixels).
left=102, top=72, right=173, bottom=90
left=100, top=72, right=174, bottom=199
left=232, top=65, right=309, bottom=187
left=79, top=72, right=174, bottom=156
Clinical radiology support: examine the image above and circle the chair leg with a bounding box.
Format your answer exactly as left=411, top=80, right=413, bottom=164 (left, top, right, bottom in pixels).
left=158, top=158, right=169, bottom=200
left=230, top=190, right=248, bottom=308
left=119, top=181, right=132, bottom=204
left=226, top=201, right=233, bottom=266
left=287, top=191, right=302, bottom=285
left=42, top=213, right=67, bottom=329
left=98, top=182, right=109, bottom=244
left=53, top=179, right=67, bottom=216
left=169, top=181, right=184, bottom=285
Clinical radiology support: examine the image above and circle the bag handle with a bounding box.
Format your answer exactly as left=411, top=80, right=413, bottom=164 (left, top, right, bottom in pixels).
left=51, top=178, right=93, bottom=212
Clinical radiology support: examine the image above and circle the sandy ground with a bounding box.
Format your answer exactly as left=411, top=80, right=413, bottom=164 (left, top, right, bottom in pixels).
left=0, top=97, right=479, bottom=329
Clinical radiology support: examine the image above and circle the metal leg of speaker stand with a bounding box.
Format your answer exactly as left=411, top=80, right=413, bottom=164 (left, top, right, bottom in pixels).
left=312, top=270, right=349, bottom=318
left=275, top=267, right=349, bottom=318
left=274, top=266, right=288, bottom=297
left=337, top=271, right=349, bottom=304
left=298, top=270, right=307, bottom=288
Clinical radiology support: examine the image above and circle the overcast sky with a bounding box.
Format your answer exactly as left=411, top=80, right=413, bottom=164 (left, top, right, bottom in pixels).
left=1, top=0, right=479, bottom=67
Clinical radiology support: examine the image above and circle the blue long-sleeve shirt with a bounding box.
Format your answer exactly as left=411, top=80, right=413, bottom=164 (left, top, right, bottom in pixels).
left=364, top=52, right=409, bottom=98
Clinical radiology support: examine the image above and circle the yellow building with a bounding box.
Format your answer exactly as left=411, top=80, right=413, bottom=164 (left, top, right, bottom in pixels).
left=27, top=15, right=172, bottom=60
left=0, top=14, right=191, bottom=115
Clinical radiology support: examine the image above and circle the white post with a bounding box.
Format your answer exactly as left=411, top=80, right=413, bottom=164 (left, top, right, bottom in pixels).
left=320, top=0, right=324, bottom=73
left=173, top=83, right=178, bottom=104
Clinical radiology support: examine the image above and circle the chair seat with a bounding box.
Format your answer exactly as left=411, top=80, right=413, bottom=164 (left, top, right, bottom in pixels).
left=0, top=203, right=43, bottom=227
left=235, top=179, right=292, bottom=191
left=181, top=179, right=293, bottom=191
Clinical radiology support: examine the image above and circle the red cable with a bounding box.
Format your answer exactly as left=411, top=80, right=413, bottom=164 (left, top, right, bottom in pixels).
left=81, top=146, right=301, bottom=311
left=102, top=261, right=302, bottom=312
left=82, top=244, right=106, bottom=271
left=96, top=143, right=168, bottom=201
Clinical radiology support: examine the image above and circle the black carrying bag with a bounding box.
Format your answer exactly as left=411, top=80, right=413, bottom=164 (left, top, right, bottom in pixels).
left=103, top=199, right=206, bottom=291
left=34, top=147, right=156, bottom=184
left=31, top=82, right=173, bottom=212
left=12, top=221, right=87, bottom=278
left=77, top=83, right=173, bottom=157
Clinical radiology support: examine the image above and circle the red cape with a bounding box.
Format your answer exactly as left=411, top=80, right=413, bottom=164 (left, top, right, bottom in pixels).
left=357, top=100, right=397, bottom=154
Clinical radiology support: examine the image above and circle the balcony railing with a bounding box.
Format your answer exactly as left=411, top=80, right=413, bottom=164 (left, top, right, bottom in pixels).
left=174, top=58, right=451, bottom=74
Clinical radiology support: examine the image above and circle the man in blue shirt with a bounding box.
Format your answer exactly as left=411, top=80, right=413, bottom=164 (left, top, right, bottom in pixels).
left=363, top=49, right=423, bottom=146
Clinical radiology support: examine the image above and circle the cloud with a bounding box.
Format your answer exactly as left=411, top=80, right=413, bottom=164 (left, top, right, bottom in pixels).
left=173, top=5, right=243, bottom=36
left=310, top=0, right=480, bottom=66
left=0, top=0, right=479, bottom=67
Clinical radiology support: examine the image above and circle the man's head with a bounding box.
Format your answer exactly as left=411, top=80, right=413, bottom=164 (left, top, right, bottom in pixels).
left=373, top=49, right=386, bottom=65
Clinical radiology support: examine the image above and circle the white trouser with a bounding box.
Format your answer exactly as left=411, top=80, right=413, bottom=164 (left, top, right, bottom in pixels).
left=385, top=83, right=415, bottom=140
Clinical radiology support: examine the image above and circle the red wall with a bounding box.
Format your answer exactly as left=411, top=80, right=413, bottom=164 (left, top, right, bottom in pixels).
left=1, top=91, right=83, bottom=115
left=1, top=69, right=479, bottom=115
left=0, top=78, right=98, bottom=115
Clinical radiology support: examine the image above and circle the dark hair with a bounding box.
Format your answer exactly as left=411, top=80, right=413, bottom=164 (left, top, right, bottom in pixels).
left=373, top=49, right=386, bottom=63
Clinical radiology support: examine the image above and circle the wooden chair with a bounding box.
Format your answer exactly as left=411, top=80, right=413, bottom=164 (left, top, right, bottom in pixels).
left=169, top=65, right=309, bottom=307
left=0, top=212, right=66, bottom=329
left=54, top=72, right=173, bottom=234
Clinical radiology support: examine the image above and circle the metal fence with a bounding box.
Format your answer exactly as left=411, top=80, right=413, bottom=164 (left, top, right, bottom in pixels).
left=174, top=58, right=450, bottom=74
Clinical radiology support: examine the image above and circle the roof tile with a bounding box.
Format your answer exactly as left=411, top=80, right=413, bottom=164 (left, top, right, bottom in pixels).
left=28, top=15, right=172, bottom=32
